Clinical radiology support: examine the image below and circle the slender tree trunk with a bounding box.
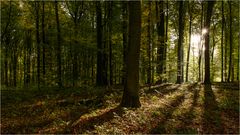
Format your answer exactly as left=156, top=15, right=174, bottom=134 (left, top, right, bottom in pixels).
left=147, top=1, right=152, bottom=84
left=35, top=1, right=41, bottom=89
left=186, top=1, right=192, bottom=82
left=42, top=2, right=46, bottom=84
left=198, top=3, right=203, bottom=82
left=221, top=1, right=224, bottom=82
left=156, top=1, right=165, bottom=83
left=177, top=1, right=185, bottom=84
left=211, top=25, right=216, bottom=81
left=227, top=1, right=233, bottom=82
left=165, top=0, right=168, bottom=82
left=108, top=2, right=113, bottom=85
left=55, top=1, right=62, bottom=87
left=13, top=49, right=17, bottom=87
left=204, top=1, right=215, bottom=84
left=237, top=2, right=240, bottom=81
left=4, top=48, right=8, bottom=87
left=224, top=20, right=228, bottom=82
left=121, top=1, right=141, bottom=108
left=122, top=1, right=128, bottom=85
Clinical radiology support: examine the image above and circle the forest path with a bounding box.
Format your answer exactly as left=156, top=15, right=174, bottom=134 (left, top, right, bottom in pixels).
left=1, top=83, right=239, bottom=134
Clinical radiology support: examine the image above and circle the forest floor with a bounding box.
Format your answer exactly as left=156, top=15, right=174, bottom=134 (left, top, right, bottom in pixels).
left=1, top=82, right=239, bottom=134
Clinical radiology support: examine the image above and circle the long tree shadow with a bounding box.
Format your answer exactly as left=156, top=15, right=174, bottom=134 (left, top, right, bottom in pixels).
left=149, top=93, right=185, bottom=134
left=66, top=106, right=124, bottom=134
left=172, top=83, right=199, bottom=133
left=202, top=84, right=223, bottom=134
left=145, top=84, right=181, bottom=97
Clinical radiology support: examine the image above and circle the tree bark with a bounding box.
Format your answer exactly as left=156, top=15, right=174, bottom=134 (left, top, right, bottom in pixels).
left=198, top=3, right=203, bottom=82
left=35, top=1, right=41, bottom=88
left=156, top=1, right=165, bottom=83
left=176, top=1, right=185, bottom=84
left=122, top=1, right=128, bottom=85
left=147, top=1, right=152, bottom=84
left=108, top=2, right=113, bottom=85
left=121, top=1, right=141, bottom=108
left=186, top=1, right=192, bottom=82
left=221, top=1, right=224, bottom=82
left=204, top=1, right=215, bottom=84
left=96, top=1, right=107, bottom=86
left=227, top=1, right=233, bottom=82
left=42, top=1, right=46, bottom=84
left=55, top=1, right=62, bottom=87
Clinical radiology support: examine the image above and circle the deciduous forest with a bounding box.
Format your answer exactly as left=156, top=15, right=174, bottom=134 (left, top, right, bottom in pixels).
left=1, top=0, right=239, bottom=134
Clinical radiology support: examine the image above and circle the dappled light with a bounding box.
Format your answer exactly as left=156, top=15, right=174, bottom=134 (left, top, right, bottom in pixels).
left=1, top=0, right=239, bottom=134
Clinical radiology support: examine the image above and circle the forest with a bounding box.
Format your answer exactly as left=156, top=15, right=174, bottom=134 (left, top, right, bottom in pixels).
left=1, top=0, right=239, bottom=134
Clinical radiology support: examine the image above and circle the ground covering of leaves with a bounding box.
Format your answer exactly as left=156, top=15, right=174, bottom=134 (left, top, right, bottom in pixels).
left=1, top=82, right=239, bottom=134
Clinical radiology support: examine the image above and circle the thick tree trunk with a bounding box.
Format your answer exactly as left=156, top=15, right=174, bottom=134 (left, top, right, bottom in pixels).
left=176, top=1, right=185, bottom=84
left=186, top=1, right=192, bottom=82
left=204, top=1, right=215, bottom=84
left=55, top=1, right=62, bottom=87
left=121, top=1, right=141, bottom=108
left=156, top=1, right=165, bottom=83
left=96, top=1, right=107, bottom=86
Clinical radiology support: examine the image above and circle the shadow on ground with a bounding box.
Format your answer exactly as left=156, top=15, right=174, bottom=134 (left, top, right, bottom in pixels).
left=202, top=84, right=223, bottom=134
left=148, top=83, right=198, bottom=134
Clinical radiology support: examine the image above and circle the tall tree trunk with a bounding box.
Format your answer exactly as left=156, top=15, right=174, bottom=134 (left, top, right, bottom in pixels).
left=186, top=1, right=192, bottom=82
left=121, top=1, right=141, bottom=108
left=227, top=1, right=232, bottom=82
left=42, top=1, right=46, bottom=84
left=211, top=25, right=216, bottom=81
left=55, top=1, right=62, bottom=87
left=4, top=48, right=8, bottom=87
left=108, top=2, right=113, bottom=85
left=165, top=0, right=168, bottom=82
left=237, top=2, right=240, bottom=81
left=176, top=1, right=185, bottom=84
left=122, top=1, right=128, bottom=85
left=96, top=1, right=107, bottom=86
left=204, top=1, right=215, bottom=84
left=35, top=1, right=41, bottom=89
left=221, top=1, right=224, bottom=82
left=198, top=3, right=204, bottom=82
left=147, top=1, right=152, bottom=84
left=224, top=19, right=228, bottom=82
left=156, top=1, right=165, bottom=83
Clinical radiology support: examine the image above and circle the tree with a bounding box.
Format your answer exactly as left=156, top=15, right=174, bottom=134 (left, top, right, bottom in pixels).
left=176, top=1, right=185, bottom=84
left=121, top=1, right=128, bottom=85
left=147, top=1, right=152, bottom=84
left=221, top=1, right=224, bottom=82
left=96, top=1, right=108, bottom=86
left=54, top=1, right=62, bottom=87
left=186, top=1, right=192, bottom=82
left=156, top=1, right=165, bottom=83
left=121, top=1, right=141, bottom=108
left=204, top=1, right=215, bottom=84
left=108, top=2, right=113, bottom=85
left=35, top=1, right=41, bottom=89
left=227, top=1, right=233, bottom=82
